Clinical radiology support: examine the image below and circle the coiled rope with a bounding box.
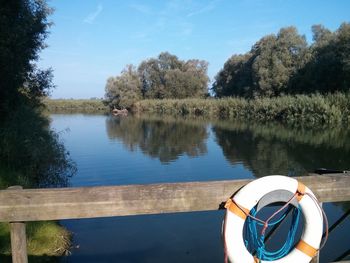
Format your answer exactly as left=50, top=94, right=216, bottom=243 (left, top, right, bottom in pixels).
left=245, top=204, right=301, bottom=261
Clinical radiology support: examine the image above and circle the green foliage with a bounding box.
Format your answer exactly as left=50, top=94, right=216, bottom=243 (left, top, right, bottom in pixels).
left=105, top=65, right=142, bottom=109
left=0, top=1, right=74, bottom=258
left=291, top=23, right=350, bottom=94
left=0, top=0, right=76, bottom=188
left=0, top=0, right=53, bottom=118
left=105, top=52, right=209, bottom=108
left=133, top=92, right=350, bottom=126
left=213, top=23, right=350, bottom=98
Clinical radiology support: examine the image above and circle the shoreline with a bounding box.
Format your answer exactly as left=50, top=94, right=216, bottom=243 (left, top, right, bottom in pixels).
left=45, top=93, right=350, bottom=127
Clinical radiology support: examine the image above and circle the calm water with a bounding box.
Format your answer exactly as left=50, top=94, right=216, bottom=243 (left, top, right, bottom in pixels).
left=50, top=114, right=350, bottom=263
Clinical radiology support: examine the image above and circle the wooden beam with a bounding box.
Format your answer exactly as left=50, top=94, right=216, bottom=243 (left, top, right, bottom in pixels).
left=0, top=174, right=349, bottom=222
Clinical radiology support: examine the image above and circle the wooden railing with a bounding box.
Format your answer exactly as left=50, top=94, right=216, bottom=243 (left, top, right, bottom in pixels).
left=1, top=174, right=349, bottom=262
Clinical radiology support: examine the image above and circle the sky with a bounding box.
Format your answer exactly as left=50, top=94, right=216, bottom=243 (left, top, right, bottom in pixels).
left=39, top=0, right=350, bottom=99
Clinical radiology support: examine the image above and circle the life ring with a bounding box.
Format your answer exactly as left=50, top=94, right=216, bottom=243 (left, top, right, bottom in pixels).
left=223, top=175, right=324, bottom=263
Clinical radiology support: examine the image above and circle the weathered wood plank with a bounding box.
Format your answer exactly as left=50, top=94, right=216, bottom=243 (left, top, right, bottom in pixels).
left=8, top=186, right=28, bottom=263
left=0, top=174, right=349, bottom=222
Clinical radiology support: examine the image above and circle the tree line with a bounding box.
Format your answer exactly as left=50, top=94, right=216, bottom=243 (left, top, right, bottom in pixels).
left=213, top=23, right=350, bottom=98
left=106, top=22, right=350, bottom=108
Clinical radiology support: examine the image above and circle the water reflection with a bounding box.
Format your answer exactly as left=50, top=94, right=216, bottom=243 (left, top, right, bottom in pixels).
left=106, top=116, right=208, bottom=163
left=212, top=121, right=350, bottom=177
left=49, top=114, right=350, bottom=263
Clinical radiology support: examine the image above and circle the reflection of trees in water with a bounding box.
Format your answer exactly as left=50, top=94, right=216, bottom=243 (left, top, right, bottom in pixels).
left=106, top=116, right=208, bottom=163
left=212, top=121, right=350, bottom=178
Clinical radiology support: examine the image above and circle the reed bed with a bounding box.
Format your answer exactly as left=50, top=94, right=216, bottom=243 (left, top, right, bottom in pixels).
left=133, top=93, right=350, bottom=126
left=44, top=99, right=108, bottom=113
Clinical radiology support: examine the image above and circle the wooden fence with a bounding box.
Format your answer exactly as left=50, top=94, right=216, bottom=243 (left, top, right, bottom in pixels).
left=1, top=173, right=349, bottom=262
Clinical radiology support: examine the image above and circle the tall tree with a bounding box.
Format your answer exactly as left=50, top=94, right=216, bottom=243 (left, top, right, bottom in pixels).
left=0, top=0, right=75, bottom=187
left=136, top=52, right=209, bottom=100
left=0, top=0, right=53, bottom=119
left=212, top=53, right=253, bottom=97
left=252, top=27, right=309, bottom=97
left=291, top=23, right=350, bottom=94
left=213, top=27, right=309, bottom=98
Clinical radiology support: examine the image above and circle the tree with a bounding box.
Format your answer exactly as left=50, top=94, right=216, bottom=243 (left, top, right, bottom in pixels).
left=137, top=52, right=209, bottom=99
left=212, top=53, right=253, bottom=97
left=105, top=65, right=142, bottom=109
left=291, top=23, right=350, bottom=94
left=164, top=60, right=209, bottom=99
left=0, top=0, right=75, bottom=187
left=252, top=27, right=309, bottom=97
left=0, top=0, right=53, bottom=119
left=311, top=24, right=332, bottom=45
left=138, top=58, right=165, bottom=99
left=213, top=26, right=314, bottom=98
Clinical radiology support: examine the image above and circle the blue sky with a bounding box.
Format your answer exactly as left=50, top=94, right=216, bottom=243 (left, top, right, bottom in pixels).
left=39, top=0, right=350, bottom=99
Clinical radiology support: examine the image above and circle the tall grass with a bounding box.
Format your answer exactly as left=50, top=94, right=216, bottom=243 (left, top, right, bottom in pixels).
left=44, top=99, right=108, bottom=113
left=0, top=221, right=71, bottom=257
left=133, top=93, right=350, bottom=126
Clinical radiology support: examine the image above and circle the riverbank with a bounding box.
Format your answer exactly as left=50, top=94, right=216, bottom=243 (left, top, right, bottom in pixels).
left=133, top=93, right=350, bottom=126
left=44, top=99, right=109, bottom=113
left=45, top=93, right=350, bottom=127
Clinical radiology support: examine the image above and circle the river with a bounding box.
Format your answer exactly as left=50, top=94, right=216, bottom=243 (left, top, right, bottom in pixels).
left=51, top=114, right=350, bottom=263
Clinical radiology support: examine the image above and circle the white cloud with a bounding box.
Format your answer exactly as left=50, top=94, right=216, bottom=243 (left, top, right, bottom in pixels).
left=187, top=0, right=219, bottom=17
left=84, top=4, right=103, bottom=24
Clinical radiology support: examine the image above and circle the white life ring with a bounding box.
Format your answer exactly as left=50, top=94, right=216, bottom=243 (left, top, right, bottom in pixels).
left=223, top=175, right=324, bottom=263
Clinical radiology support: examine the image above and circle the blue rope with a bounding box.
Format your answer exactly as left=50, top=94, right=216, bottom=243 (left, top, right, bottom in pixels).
left=244, top=205, right=301, bottom=261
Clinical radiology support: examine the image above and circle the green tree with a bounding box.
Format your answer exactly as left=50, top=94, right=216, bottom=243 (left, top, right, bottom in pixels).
left=0, top=0, right=75, bottom=188
left=105, top=65, right=142, bottom=109
left=137, top=52, right=209, bottom=100
left=212, top=53, right=253, bottom=98
left=291, top=23, right=350, bottom=94
left=138, top=57, right=166, bottom=99
left=213, top=27, right=308, bottom=98
left=0, top=0, right=53, bottom=118
left=252, top=27, right=309, bottom=97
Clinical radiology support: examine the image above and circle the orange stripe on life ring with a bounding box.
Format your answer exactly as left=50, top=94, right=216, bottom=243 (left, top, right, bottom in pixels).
left=225, top=198, right=250, bottom=220
left=296, top=240, right=318, bottom=257
left=296, top=181, right=306, bottom=201
left=253, top=256, right=260, bottom=262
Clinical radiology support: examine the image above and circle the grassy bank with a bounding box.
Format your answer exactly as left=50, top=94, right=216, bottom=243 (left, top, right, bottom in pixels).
left=133, top=93, right=350, bottom=126
left=44, top=99, right=109, bottom=113
left=0, top=221, right=70, bottom=257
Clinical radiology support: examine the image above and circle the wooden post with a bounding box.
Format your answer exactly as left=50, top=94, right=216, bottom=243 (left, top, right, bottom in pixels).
left=8, top=186, right=28, bottom=263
